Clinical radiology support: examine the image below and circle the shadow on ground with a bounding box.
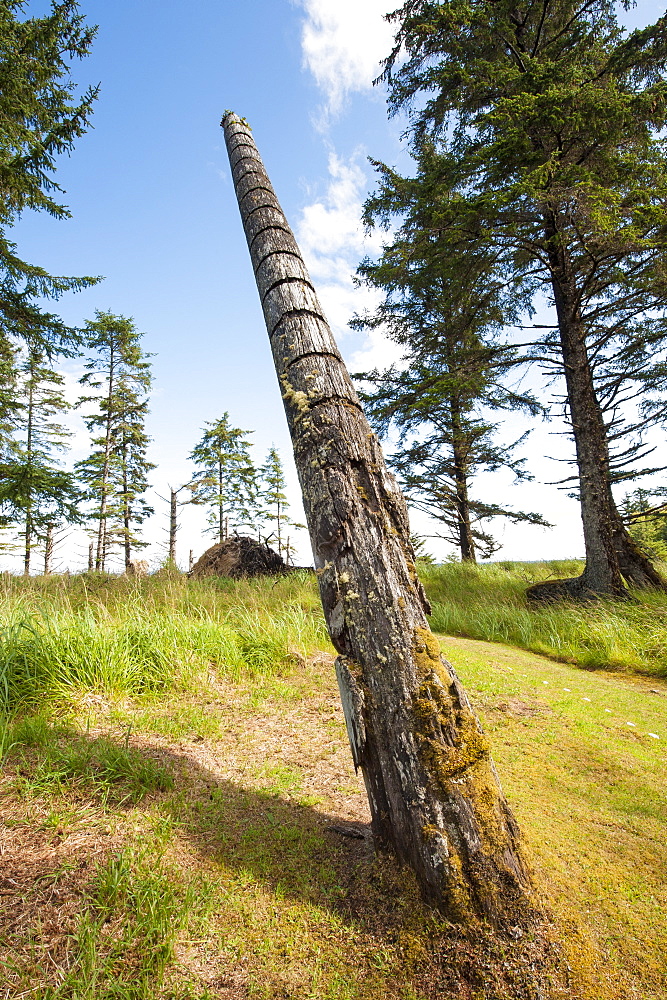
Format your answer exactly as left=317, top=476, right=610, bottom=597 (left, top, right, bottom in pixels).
left=0, top=724, right=564, bottom=1000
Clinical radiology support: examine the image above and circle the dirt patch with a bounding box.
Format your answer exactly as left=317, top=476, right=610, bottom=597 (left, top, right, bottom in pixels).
left=495, top=697, right=552, bottom=718
left=0, top=795, right=122, bottom=992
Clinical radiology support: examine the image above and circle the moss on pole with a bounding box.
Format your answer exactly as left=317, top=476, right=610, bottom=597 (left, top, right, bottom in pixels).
left=221, top=111, right=534, bottom=926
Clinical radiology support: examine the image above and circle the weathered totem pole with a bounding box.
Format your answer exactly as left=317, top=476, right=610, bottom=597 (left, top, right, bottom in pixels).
left=222, top=112, right=532, bottom=925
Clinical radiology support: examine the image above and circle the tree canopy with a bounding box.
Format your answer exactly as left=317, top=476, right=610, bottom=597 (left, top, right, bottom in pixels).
left=0, top=0, right=99, bottom=357
left=372, top=0, right=667, bottom=595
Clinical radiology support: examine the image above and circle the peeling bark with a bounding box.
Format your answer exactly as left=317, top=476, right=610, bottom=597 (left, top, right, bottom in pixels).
left=222, top=112, right=533, bottom=925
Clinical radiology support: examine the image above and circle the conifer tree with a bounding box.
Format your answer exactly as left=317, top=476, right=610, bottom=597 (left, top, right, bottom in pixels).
left=0, top=335, right=18, bottom=464
left=355, top=162, right=548, bottom=560
left=377, top=0, right=667, bottom=598
left=258, top=447, right=302, bottom=557
left=0, top=1, right=100, bottom=357
left=0, top=342, right=80, bottom=574
left=189, top=415, right=258, bottom=541
left=113, top=373, right=155, bottom=569
left=76, top=312, right=154, bottom=570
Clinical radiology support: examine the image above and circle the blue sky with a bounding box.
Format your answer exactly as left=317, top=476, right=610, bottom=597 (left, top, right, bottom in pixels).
left=7, top=0, right=666, bottom=570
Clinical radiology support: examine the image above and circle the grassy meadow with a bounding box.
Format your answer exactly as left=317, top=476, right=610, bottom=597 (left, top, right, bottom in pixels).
left=424, top=559, right=667, bottom=676
left=0, top=562, right=665, bottom=999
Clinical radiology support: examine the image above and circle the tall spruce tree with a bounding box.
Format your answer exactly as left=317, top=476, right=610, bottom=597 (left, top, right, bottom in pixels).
left=0, top=1, right=99, bottom=358
left=0, top=342, right=80, bottom=574
left=189, top=415, right=258, bottom=541
left=377, top=0, right=667, bottom=598
left=76, top=311, right=154, bottom=571
left=355, top=160, right=548, bottom=560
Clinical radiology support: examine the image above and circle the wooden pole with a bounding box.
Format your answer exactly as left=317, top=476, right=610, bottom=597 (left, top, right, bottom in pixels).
left=222, top=112, right=532, bottom=924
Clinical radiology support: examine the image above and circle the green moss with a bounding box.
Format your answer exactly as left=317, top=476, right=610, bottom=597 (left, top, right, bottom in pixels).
left=412, top=626, right=490, bottom=781
left=412, top=626, right=514, bottom=869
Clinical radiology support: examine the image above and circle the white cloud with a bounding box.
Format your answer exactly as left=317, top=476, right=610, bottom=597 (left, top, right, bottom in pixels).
left=296, top=0, right=397, bottom=116
left=296, top=150, right=397, bottom=375
left=298, top=153, right=369, bottom=260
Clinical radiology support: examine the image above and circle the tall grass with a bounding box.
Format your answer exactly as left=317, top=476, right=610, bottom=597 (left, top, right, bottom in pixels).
left=0, top=570, right=330, bottom=714
left=2, top=557, right=666, bottom=718
left=421, top=560, right=667, bottom=676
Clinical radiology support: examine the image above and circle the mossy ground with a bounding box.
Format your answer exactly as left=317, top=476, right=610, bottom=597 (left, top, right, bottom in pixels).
left=442, top=635, right=667, bottom=1000
left=0, top=569, right=665, bottom=998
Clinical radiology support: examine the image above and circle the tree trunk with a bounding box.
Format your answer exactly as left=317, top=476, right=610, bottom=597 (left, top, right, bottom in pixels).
left=23, top=516, right=31, bottom=577
left=88, top=540, right=94, bottom=571
left=529, top=215, right=628, bottom=601
left=450, top=396, right=476, bottom=562
left=44, top=523, right=54, bottom=575
left=222, top=112, right=533, bottom=924
left=169, top=488, right=177, bottom=562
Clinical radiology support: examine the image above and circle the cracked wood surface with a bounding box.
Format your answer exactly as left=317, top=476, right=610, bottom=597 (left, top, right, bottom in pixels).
left=221, top=111, right=533, bottom=925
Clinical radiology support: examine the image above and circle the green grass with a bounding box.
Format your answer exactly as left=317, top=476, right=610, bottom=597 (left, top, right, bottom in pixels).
left=1, top=714, right=173, bottom=803
left=421, top=560, right=667, bottom=676
left=439, top=634, right=667, bottom=999
left=1, top=566, right=666, bottom=998
left=33, top=850, right=204, bottom=999
left=0, top=570, right=330, bottom=713
left=3, top=632, right=664, bottom=999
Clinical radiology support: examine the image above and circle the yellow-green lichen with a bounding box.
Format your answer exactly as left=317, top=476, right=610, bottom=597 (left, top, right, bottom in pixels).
left=421, top=823, right=442, bottom=839
left=280, top=377, right=310, bottom=415
left=412, top=629, right=522, bottom=867
left=412, top=626, right=490, bottom=782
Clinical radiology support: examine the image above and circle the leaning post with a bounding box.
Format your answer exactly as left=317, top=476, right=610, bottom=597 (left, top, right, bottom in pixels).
left=222, top=111, right=533, bottom=925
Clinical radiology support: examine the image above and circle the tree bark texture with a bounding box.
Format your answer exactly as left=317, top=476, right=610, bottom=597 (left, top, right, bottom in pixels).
left=222, top=112, right=532, bottom=924
left=529, top=218, right=627, bottom=601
